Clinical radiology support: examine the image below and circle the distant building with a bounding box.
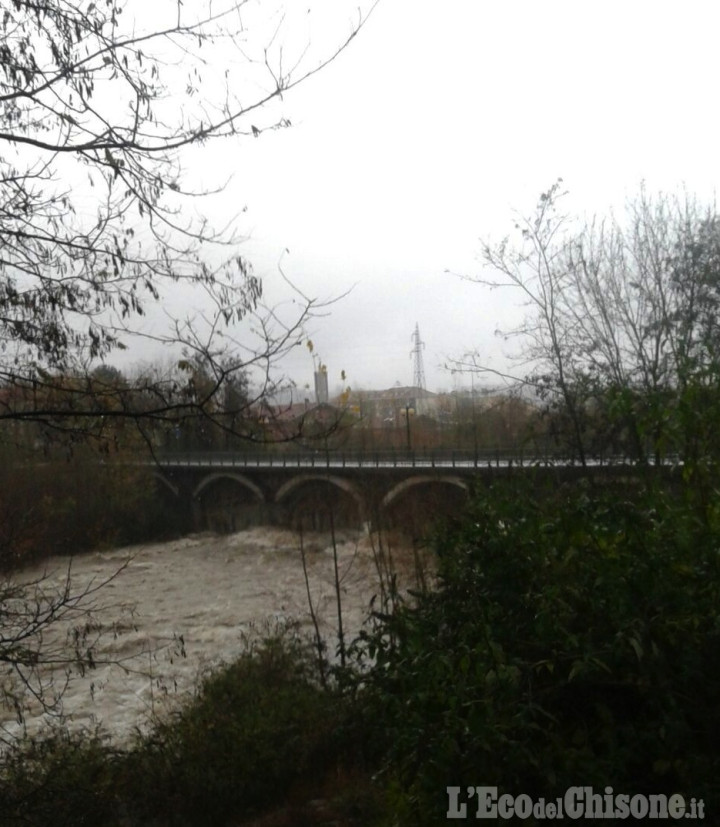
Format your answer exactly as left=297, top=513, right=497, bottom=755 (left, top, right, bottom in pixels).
left=314, top=367, right=329, bottom=404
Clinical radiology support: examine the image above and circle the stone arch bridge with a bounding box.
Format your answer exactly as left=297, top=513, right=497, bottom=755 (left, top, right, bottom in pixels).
left=152, top=450, right=607, bottom=533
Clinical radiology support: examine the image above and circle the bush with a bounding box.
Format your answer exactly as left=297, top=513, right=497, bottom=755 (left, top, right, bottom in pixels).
left=124, top=627, right=349, bottom=824
left=0, top=625, right=379, bottom=826
left=0, top=726, right=122, bottom=825
left=361, top=476, right=720, bottom=823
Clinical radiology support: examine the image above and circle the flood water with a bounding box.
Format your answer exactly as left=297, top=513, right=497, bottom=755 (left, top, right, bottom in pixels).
left=2, top=527, right=427, bottom=745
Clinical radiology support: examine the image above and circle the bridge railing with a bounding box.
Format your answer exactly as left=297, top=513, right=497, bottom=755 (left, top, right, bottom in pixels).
left=153, top=448, right=640, bottom=470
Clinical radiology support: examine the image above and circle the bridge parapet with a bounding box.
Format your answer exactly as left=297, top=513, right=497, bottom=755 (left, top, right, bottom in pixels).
left=154, top=448, right=620, bottom=471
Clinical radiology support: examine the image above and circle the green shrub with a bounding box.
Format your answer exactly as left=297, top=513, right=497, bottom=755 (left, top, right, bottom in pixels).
left=122, top=625, right=365, bottom=825
left=0, top=626, right=378, bottom=826
left=360, top=477, right=720, bottom=823
left=0, top=726, right=121, bottom=825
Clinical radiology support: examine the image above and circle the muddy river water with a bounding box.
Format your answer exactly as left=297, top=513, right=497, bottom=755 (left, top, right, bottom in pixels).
left=2, top=527, right=426, bottom=744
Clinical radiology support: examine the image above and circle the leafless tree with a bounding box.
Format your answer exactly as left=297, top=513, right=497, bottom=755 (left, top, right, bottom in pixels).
left=0, top=0, right=377, bottom=444
left=0, top=0, right=377, bottom=741
left=463, top=180, right=589, bottom=465
left=560, top=188, right=720, bottom=464
left=461, top=183, right=720, bottom=467
left=0, top=560, right=132, bottom=747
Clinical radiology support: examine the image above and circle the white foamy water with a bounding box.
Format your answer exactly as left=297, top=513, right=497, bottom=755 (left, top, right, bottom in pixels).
left=1, top=527, right=426, bottom=744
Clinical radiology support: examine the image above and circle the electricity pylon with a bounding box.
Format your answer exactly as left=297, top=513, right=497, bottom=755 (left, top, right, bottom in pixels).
left=411, top=322, right=426, bottom=391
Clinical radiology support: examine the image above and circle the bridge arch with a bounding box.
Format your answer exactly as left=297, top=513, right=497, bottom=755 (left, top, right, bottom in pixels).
left=381, top=475, right=468, bottom=510
left=192, top=472, right=265, bottom=503
left=275, top=474, right=364, bottom=510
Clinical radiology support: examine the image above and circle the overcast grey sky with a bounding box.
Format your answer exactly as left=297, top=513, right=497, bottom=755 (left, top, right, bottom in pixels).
left=158, top=0, right=720, bottom=395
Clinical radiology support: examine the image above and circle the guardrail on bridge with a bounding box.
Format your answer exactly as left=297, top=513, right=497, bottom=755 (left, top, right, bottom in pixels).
left=153, top=448, right=641, bottom=470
